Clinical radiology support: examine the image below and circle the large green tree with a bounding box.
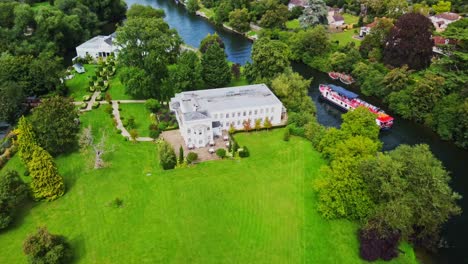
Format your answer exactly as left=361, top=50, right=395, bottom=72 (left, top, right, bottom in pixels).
left=78, top=0, right=126, bottom=23
left=16, top=116, right=37, bottom=165
left=0, top=81, right=24, bottom=123
left=0, top=170, right=28, bottom=229
left=158, top=140, right=177, bottom=170
left=289, top=26, right=330, bottom=61
left=298, top=0, right=328, bottom=27
left=30, top=96, right=79, bottom=155
left=271, top=70, right=314, bottom=114
left=165, top=50, right=204, bottom=92
left=116, top=8, right=182, bottom=99
left=228, top=8, right=250, bottom=32
left=259, top=4, right=289, bottom=29
left=201, top=42, right=231, bottom=88
left=245, top=38, right=290, bottom=83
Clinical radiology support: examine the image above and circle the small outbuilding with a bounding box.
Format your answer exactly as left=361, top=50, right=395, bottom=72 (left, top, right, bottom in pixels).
left=73, top=63, right=85, bottom=74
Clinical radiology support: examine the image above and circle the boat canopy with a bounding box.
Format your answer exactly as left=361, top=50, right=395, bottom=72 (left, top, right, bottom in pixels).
left=329, top=84, right=359, bottom=99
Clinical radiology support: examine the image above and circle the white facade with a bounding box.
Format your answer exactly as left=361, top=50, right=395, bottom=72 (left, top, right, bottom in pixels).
left=430, top=12, right=461, bottom=31
left=75, top=32, right=120, bottom=60
left=170, top=84, right=285, bottom=148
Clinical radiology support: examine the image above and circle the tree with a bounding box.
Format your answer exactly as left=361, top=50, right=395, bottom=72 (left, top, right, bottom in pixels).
left=145, top=99, right=161, bottom=113
left=263, top=117, right=272, bottom=129
left=186, top=152, right=198, bottom=164
left=158, top=140, right=177, bottom=170
left=79, top=0, right=127, bottom=23
left=254, top=119, right=262, bottom=131
left=360, top=145, right=461, bottom=248
left=200, top=33, right=225, bottom=53
left=213, top=1, right=232, bottom=25
left=299, top=0, right=328, bottom=27
left=385, top=0, right=408, bottom=18
left=216, top=148, right=226, bottom=158
left=246, top=38, right=290, bottom=83
left=129, top=129, right=139, bottom=143
left=432, top=1, right=452, bottom=14
left=179, top=146, right=184, bottom=164
left=126, top=4, right=165, bottom=19
left=410, top=73, right=445, bottom=121
left=289, top=26, right=330, bottom=61
left=259, top=4, right=289, bottom=29
left=229, top=8, right=250, bottom=32
left=330, top=48, right=361, bottom=73
left=383, top=13, right=434, bottom=70
left=28, top=144, right=65, bottom=201
left=243, top=119, right=252, bottom=131
left=16, top=116, right=37, bottom=165
left=340, top=106, right=380, bottom=142
left=201, top=43, right=231, bottom=88
left=165, top=50, right=204, bottom=92
left=359, top=18, right=394, bottom=58
left=187, top=0, right=200, bottom=14
left=0, top=81, right=24, bottom=123
left=382, top=65, right=413, bottom=95
left=271, top=71, right=314, bottom=114
left=30, top=96, right=79, bottom=155
left=411, top=3, right=431, bottom=16
left=116, top=9, right=182, bottom=99
left=23, top=227, right=71, bottom=264
left=0, top=170, right=28, bottom=230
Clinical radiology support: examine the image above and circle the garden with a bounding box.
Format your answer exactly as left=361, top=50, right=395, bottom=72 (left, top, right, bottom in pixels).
left=0, top=107, right=417, bottom=263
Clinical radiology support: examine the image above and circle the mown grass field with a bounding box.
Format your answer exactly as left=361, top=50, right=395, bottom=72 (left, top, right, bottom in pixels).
left=66, top=64, right=97, bottom=101
left=119, top=103, right=152, bottom=137
left=0, top=109, right=417, bottom=263
left=330, top=29, right=361, bottom=47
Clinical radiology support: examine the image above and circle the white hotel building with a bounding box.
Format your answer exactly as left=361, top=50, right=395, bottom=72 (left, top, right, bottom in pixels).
left=170, top=84, right=285, bottom=148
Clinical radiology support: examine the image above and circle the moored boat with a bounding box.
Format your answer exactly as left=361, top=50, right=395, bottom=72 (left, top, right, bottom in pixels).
left=319, top=84, right=394, bottom=129
left=339, top=74, right=354, bottom=85
left=328, top=72, right=340, bottom=80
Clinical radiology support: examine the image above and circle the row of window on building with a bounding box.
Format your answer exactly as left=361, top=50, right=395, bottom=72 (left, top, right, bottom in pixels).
left=213, top=107, right=275, bottom=120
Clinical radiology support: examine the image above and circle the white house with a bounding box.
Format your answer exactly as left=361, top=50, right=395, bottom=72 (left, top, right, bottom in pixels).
left=169, top=84, right=285, bottom=148
left=359, top=20, right=379, bottom=37
left=430, top=12, right=461, bottom=32
left=75, top=32, right=120, bottom=60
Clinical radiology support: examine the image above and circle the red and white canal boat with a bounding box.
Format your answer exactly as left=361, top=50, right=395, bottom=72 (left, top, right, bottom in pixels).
left=319, top=84, right=394, bottom=129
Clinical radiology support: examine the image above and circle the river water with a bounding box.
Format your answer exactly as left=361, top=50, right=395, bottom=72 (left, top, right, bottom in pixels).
left=124, top=0, right=467, bottom=263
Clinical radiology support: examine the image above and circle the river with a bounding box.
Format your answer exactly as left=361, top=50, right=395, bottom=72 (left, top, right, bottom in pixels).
left=124, top=0, right=467, bottom=263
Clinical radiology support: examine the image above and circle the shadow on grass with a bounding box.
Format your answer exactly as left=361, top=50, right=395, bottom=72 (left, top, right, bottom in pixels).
left=0, top=199, right=38, bottom=234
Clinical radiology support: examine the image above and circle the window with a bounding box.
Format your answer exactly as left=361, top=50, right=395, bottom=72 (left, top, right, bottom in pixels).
left=207, top=127, right=210, bottom=131
left=237, top=112, right=240, bottom=117
left=187, top=129, right=191, bottom=133
left=271, top=107, right=274, bottom=112
left=226, top=113, right=229, bottom=118
left=237, top=120, right=240, bottom=125
left=188, top=138, right=191, bottom=142
left=249, top=111, right=252, bottom=116
left=232, top=112, right=235, bottom=118
left=199, top=140, right=202, bottom=144
left=243, top=111, right=246, bottom=116
left=260, top=109, right=264, bottom=114
left=214, top=114, right=218, bottom=119
left=254, top=110, right=258, bottom=115
left=199, top=130, right=202, bottom=135
left=271, top=116, right=274, bottom=122
left=226, top=122, right=229, bottom=127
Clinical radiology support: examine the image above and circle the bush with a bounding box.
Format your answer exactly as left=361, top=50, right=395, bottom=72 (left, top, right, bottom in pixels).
left=126, top=116, right=136, bottom=129
left=96, top=94, right=103, bottom=101
left=0, top=170, right=28, bottom=229
left=89, top=86, right=95, bottom=92
left=23, top=227, right=72, bottom=264
left=79, top=102, right=87, bottom=109
left=238, top=146, right=250, bottom=158
left=149, top=123, right=158, bottom=131
left=359, top=227, right=400, bottom=261
left=158, top=122, right=168, bottom=131
left=149, top=129, right=161, bottom=139
left=159, top=141, right=177, bottom=170
left=83, top=95, right=91, bottom=101
left=186, top=152, right=198, bottom=164
left=92, top=102, right=100, bottom=109
left=104, top=104, right=113, bottom=115
left=116, top=129, right=122, bottom=134
left=216, top=148, right=226, bottom=158
left=145, top=99, right=161, bottom=113
left=283, top=129, right=290, bottom=141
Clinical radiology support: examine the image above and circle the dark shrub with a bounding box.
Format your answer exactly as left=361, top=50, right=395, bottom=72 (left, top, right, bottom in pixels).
left=149, top=129, right=160, bottom=139
left=216, top=148, right=226, bottom=158
left=283, top=129, right=290, bottom=141
left=158, top=122, right=168, bottom=131
left=149, top=123, right=158, bottom=131
left=359, top=227, right=400, bottom=261
left=186, top=152, right=198, bottom=164
left=239, top=146, right=250, bottom=158
left=23, top=227, right=72, bottom=264
left=145, top=99, right=161, bottom=113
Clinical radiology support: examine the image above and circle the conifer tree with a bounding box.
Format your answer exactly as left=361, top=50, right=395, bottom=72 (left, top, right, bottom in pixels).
left=201, top=43, right=231, bottom=88
left=16, top=116, right=37, bottom=165
left=28, top=145, right=65, bottom=201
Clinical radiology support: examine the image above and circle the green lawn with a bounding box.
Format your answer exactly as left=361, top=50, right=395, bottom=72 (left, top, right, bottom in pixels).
left=108, top=71, right=134, bottom=100
left=0, top=109, right=417, bottom=263
left=286, top=19, right=300, bottom=30
left=119, top=103, right=152, bottom=137
left=343, top=13, right=359, bottom=26
left=66, top=64, right=97, bottom=101
left=330, top=29, right=361, bottom=47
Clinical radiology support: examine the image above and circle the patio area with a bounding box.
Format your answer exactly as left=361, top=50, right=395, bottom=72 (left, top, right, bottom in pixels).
left=160, top=130, right=230, bottom=162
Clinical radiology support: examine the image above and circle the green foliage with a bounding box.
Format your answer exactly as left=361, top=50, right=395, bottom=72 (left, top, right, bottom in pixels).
left=229, top=8, right=250, bottom=32
left=200, top=33, right=225, bottom=53
left=352, top=62, right=387, bottom=96
left=340, top=107, right=380, bottom=142
left=126, top=4, right=165, bottom=19
left=16, top=117, right=37, bottom=165
left=213, top=1, right=232, bottom=25
left=0, top=81, right=24, bottom=123
left=298, top=0, right=328, bottom=27
left=238, top=146, right=249, bottom=157
left=330, top=48, right=361, bottom=73
left=271, top=70, right=315, bottom=114
left=186, top=152, right=198, bottom=164
left=23, top=227, right=71, bottom=264
left=187, top=0, right=200, bottom=14
left=165, top=50, right=204, bottom=92
left=116, top=7, right=182, bottom=99
left=259, top=4, right=289, bottom=29
left=246, top=38, right=290, bottom=83
left=283, top=129, right=290, bottom=141
left=432, top=1, right=452, bottom=13
left=179, top=146, right=184, bottom=164
left=0, top=170, right=28, bottom=229
left=30, top=96, right=79, bottom=155
left=289, top=26, right=330, bottom=61
left=129, top=129, right=139, bottom=142
left=216, top=148, right=227, bottom=158
left=201, top=43, right=231, bottom=88
left=158, top=140, right=177, bottom=170
left=359, top=18, right=394, bottom=59
left=28, top=144, right=65, bottom=201
left=145, top=99, right=161, bottom=113
left=360, top=144, right=461, bottom=243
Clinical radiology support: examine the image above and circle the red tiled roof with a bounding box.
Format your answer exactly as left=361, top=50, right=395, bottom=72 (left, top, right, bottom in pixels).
left=433, top=36, right=447, bottom=45
left=366, top=20, right=378, bottom=28
left=435, top=12, right=460, bottom=21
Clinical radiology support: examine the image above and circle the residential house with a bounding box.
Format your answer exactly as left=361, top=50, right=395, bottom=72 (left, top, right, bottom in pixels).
left=75, top=32, right=120, bottom=60
left=170, top=84, right=285, bottom=148
left=430, top=12, right=461, bottom=32
left=359, top=20, right=379, bottom=37
left=288, top=0, right=308, bottom=10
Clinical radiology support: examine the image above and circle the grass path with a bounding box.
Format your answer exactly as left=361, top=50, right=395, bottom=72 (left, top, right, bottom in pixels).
left=0, top=109, right=416, bottom=263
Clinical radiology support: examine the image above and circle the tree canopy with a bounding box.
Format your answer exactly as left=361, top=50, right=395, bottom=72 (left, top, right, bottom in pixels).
left=246, top=38, right=290, bottom=83
left=201, top=42, right=231, bottom=88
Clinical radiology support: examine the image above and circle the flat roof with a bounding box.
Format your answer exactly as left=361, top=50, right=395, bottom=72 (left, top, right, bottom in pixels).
left=171, top=84, right=283, bottom=121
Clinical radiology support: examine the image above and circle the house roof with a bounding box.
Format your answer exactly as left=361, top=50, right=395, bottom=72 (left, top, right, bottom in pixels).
left=433, top=36, right=447, bottom=45
left=289, top=0, right=307, bottom=7
left=76, top=33, right=117, bottom=51
left=434, top=12, right=460, bottom=21
left=333, top=14, right=344, bottom=21
left=366, top=20, right=379, bottom=28
left=171, top=84, right=283, bottom=122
